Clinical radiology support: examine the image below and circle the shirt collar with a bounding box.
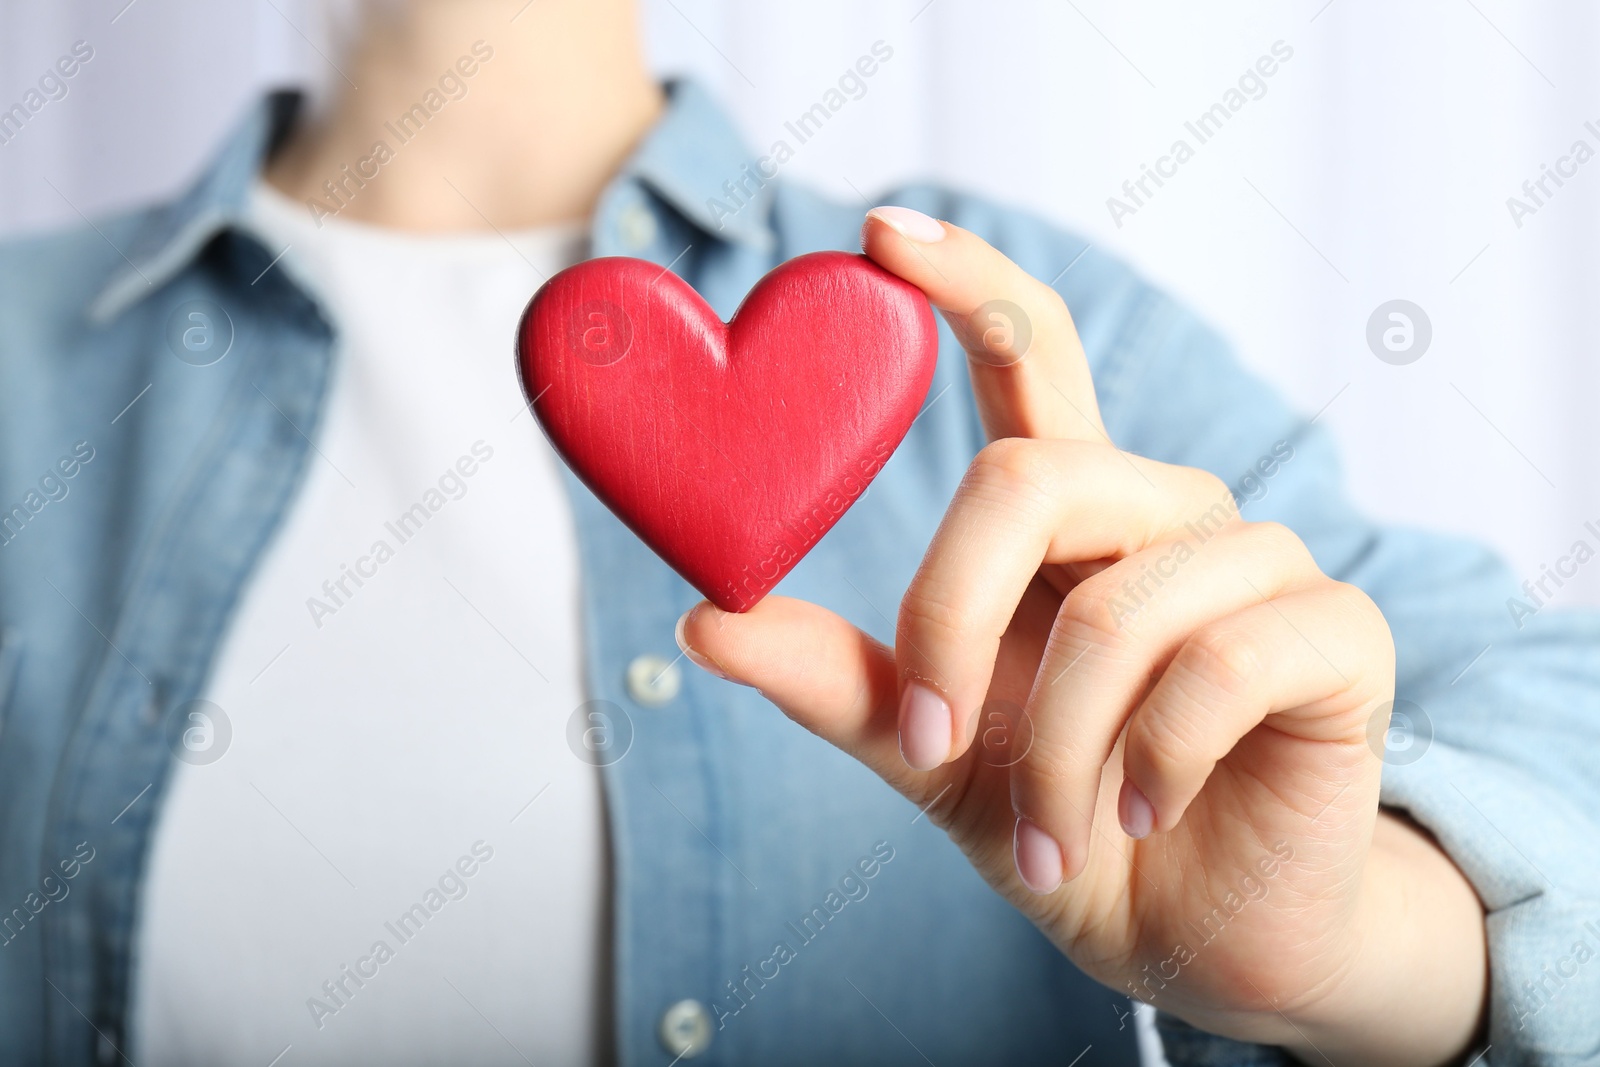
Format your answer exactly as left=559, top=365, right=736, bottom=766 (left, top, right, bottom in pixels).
left=88, top=91, right=299, bottom=323
left=620, top=79, right=776, bottom=251
left=88, top=79, right=772, bottom=323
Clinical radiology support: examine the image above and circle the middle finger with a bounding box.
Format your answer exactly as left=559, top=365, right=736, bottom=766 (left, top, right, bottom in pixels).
left=1016, top=520, right=1324, bottom=864
left=894, top=436, right=1238, bottom=771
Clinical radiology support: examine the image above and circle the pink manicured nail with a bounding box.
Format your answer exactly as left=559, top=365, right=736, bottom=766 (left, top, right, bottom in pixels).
left=898, top=682, right=951, bottom=771
left=1119, top=780, right=1155, bottom=839
left=674, top=609, right=731, bottom=681
left=1013, top=817, right=1064, bottom=894
left=866, top=206, right=946, bottom=243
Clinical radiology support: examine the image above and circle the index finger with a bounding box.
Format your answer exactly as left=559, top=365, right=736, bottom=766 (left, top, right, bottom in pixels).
left=861, top=206, right=1107, bottom=445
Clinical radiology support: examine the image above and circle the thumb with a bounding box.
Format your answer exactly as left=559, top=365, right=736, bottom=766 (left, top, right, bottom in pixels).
left=860, top=206, right=1107, bottom=445
left=677, top=596, right=923, bottom=791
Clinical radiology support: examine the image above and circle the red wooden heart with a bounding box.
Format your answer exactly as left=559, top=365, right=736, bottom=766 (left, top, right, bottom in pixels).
left=518, top=251, right=939, bottom=612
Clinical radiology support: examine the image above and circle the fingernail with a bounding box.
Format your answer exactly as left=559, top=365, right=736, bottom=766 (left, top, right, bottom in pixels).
left=675, top=609, right=731, bottom=681
left=1013, top=817, right=1064, bottom=894
left=866, top=206, right=946, bottom=244
left=898, top=682, right=951, bottom=771
left=1118, top=780, right=1155, bottom=839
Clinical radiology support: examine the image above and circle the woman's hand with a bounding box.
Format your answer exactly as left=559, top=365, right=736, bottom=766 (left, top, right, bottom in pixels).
left=677, top=207, right=1487, bottom=1065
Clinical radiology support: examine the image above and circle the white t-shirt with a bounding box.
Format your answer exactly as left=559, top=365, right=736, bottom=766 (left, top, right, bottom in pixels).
left=130, top=182, right=607, bottom=1066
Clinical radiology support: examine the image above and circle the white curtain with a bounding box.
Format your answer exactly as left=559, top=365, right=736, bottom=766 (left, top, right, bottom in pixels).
left=3, top=0, right=1595, bottom=608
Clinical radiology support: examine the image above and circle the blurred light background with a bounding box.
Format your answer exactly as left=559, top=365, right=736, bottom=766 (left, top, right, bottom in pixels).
left=2, top=0, right=1596, bottom=608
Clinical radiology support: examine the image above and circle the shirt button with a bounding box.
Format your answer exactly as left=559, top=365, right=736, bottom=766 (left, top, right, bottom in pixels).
left=658, top=998, right=713, bottom=1059
left=618, top=203, right=658, bottom=251
left=626, top=654, right=681, bottom=707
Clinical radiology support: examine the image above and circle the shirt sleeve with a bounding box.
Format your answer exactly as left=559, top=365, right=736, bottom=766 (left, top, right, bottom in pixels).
left=1093, top=288, right=1600, bottom=1065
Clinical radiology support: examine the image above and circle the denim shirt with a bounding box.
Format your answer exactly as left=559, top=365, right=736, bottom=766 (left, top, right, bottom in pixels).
left=1, top=81, right=1597, bottom=1067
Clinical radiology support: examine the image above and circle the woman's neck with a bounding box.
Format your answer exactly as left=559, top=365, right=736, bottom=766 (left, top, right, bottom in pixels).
left=266, top=0, right=663, bottom=231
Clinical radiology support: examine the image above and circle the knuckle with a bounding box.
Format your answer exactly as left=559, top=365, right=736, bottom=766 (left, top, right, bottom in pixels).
left=1056, top=577, right=1133, bottom=651
left=1026, top=276, right=1072, bottom=322
left=1244, top=520, right=1313, bottom=565
left=1130, top=705, right=1204, bottom=779
left=964, top=298, right=1034, bottom=365
left=1329, top=579, right=1395, bottom=658
left=969, top=438, right=1057, bottom=501
left=1178, top=469, right=1240, bottom=531
left=1016, top=730, right=1081, bottom=792
left=897, top=579, right=976, bottom=648
left=1331, top=578, right=1382, bottom=622
left=1192, top=467, right=1236, bottom=509
left=1176, top=626, right=1263, bottom=701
